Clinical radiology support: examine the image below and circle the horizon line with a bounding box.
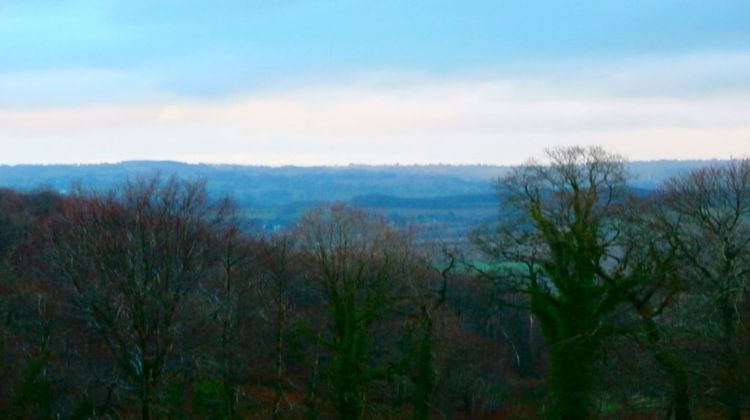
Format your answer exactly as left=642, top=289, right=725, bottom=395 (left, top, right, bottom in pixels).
left=0, top=157, right=732, bottom=169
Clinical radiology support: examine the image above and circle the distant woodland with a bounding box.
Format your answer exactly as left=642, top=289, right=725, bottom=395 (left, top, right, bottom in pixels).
left=0, top=147, right=748, bottom=418
left=0, top=159, right=717, bottom=240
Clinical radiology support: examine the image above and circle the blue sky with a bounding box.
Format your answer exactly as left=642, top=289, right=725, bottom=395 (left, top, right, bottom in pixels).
left=1, top=1, right=749, bottom=164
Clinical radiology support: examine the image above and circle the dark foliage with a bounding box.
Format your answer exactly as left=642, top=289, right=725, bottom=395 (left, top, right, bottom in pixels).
left=0, top=152, right=747, bottom=418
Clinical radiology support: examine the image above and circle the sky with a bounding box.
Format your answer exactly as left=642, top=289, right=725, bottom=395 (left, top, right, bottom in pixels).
left=1, top=0, right=749, bottom=165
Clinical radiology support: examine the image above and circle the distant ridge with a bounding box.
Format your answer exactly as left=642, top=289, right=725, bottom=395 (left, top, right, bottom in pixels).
left=0, top=158, right=721, bottom=176
left=0, top=159, right=724, bottom=196
left=0, top=159, right=730, bottom=233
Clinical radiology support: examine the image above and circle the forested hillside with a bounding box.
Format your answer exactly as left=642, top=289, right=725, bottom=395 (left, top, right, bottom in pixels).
left=0, top=160, right=717, bottom=236
left=0, top=147, right=747, bottom=418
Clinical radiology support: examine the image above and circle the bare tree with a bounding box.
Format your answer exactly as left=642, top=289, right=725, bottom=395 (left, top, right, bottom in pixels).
left=256, top=234, right=300, bottom=419
left=475, top=146, right=628, bottom=419
left=657, top=159, right=750, bottom=419
left=46, top=177, right=230, bottom=419
left=604, top=194, right=693, bottom=419
left=295, top=205, right=430, bottom=419
left=201, top=206, right=255, bottom=419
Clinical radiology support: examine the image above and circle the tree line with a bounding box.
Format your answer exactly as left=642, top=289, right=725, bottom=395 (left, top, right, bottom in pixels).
left=0, top=146, right=748, bottom=418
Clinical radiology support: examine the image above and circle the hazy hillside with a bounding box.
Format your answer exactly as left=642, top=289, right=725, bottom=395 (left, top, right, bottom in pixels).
left=0, top=160, right=719, bottom=236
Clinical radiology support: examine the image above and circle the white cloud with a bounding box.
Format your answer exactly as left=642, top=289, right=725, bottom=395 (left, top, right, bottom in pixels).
left=1, top=51, right=749, bottom=165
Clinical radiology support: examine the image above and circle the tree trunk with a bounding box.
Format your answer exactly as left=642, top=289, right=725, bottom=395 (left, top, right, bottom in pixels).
left=548, top=343, right=594, bottom=420
left=724, top=393, right=742, bottom=420
left=272, top=301, right=286, bottom=419
left=413, top=317, right=435, bottom=420
left=720, top=295, right=742, bottom=420
left=638, top=307, right=692, bottom=420
left=141, top=382, right=151, bottom=420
